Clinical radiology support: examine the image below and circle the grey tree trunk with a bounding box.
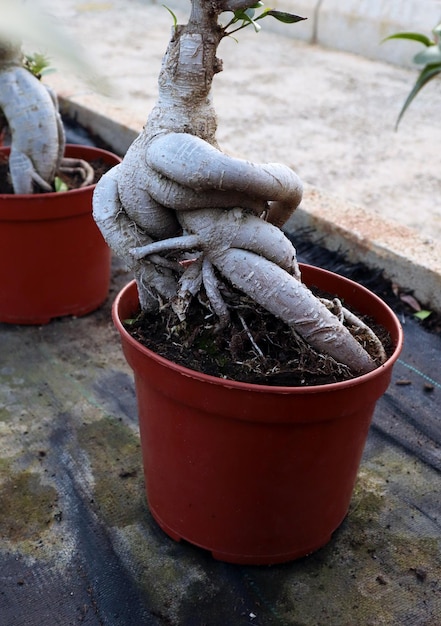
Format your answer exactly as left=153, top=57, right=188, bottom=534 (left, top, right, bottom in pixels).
left=93, top=0, right=386, bottom=375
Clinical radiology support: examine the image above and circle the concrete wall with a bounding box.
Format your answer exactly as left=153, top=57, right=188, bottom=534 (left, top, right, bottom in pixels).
left=144, top=0, right=441, bottom=67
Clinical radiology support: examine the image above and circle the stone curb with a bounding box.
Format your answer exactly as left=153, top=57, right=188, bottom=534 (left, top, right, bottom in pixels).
left=59, top=94, right=441, bottom=314
left=285, top=186, right=441, bottom=314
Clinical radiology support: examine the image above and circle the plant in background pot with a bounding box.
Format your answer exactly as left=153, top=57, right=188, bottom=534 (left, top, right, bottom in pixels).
left=0, top=4, right=120, bottom=324
left=383, top=21, right=441, bottom=127
left=93, top=1, right=403, bottom=565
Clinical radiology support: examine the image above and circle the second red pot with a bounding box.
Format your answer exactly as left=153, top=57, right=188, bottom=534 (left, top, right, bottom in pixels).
left=0, top=144, right=121, bottom=325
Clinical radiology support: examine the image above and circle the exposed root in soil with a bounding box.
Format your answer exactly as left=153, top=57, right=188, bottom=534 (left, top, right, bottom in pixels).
left=126, top=285, right=393, bottom=387
left=0, top=154, right=108, bottom=194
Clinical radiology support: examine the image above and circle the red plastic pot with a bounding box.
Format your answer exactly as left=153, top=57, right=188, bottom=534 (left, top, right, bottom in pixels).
left=0, top=144, right=120, bottom=324
left=113, top=265, right=403, bottom=565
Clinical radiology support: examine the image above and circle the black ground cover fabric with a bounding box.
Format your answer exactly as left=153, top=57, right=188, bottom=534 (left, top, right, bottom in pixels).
left=1, top=232, right=440, bottom=626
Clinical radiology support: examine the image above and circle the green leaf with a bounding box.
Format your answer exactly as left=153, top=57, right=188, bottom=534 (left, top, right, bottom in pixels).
left=414, top=310, right=432, bottom=320
left=396, top=63, right=441, bottom=127
left=23, top=52, right=54, bottom=79
left=231, top=8, right=261, bottom=32
left=162, top=4, right=178, bottom=30
left=54, top=177, right=68, bottom=193
left=382, top=32, right=434, bottom=47
left=224, top=4, right=306, bottom=35
left=414, top=45, right=441, bottom=65
left=123, top=318, right=138, bottom=326
left=244, top=8, right=262, bottom=30
left=263, top=10, right=307, bottom=24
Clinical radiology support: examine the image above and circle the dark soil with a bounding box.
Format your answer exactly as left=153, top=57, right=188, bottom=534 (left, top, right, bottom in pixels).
left=126, top=284, right=393, bottom=387
left=0, top=152, right=111, bottom=194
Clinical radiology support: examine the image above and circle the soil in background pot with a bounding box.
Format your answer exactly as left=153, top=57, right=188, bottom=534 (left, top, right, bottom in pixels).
left=0, top=152, right=112, bottom=194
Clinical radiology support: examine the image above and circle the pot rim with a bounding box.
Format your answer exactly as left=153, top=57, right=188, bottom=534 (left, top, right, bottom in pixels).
left=112, top=266, right=404, bottom=394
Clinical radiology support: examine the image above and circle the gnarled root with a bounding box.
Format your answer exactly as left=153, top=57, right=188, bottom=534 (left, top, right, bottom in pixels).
left=145, top=132, right=303, bottom=228
left=94, top=145, right=384, bottom=376
left=58, top=157, right=95, bottom=188
left=93, top=166, right=178, bottom=311
left=127, top=204, right=383, bottom=375
left=208, top=246, right=378, bottom=375
left=0, top=45, right=64, bottom=194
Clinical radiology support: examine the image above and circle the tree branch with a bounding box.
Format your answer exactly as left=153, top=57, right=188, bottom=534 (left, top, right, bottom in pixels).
left=220, top=1, right=259, bottom=12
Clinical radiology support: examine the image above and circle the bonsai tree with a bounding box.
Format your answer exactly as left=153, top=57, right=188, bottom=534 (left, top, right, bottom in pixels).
left=93, top=0, right=387, bottom=376
left=0, top=39, right=95, bottom=193
left=0, top=0, right=106, bottom=193
left=383, top=21, right=441, bottom=127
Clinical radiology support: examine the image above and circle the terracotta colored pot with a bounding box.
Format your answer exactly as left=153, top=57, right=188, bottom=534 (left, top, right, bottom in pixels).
left=0, top=144, right=120, bottom=324
left=113, top=265, right=403, bottom=565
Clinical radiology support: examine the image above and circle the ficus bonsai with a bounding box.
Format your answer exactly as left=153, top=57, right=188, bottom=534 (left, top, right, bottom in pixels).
left=93, top=0, right=387, bottom=377
left=0, top=0, right=109, bottom=194
left=0, top=39, right=96, bottom=193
